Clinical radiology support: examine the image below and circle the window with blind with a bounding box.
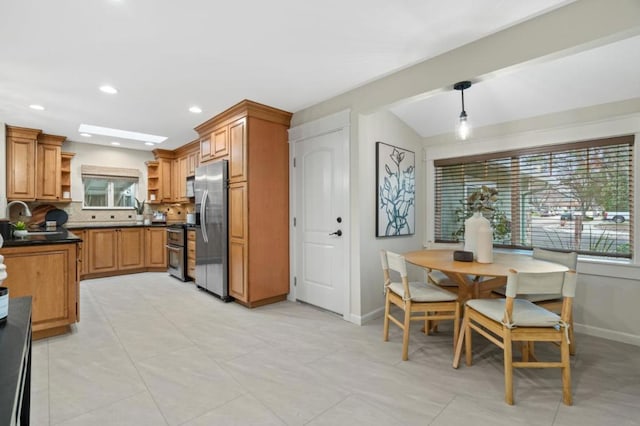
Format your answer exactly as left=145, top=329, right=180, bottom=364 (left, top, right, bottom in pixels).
left=81, top=165, right=140, bottom=209
left=434, top=136, right=634, bottom=259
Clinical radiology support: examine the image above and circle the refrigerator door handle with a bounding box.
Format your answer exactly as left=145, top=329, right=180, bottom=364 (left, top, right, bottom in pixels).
left=200, top=189, right=209, bottom=243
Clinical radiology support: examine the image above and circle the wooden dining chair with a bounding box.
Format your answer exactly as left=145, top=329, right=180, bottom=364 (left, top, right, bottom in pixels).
left=380, top=250, right=460, bottom=361
left=455, top=268, right=577, bottom=405
left=493, top=248, right=578, bottom=354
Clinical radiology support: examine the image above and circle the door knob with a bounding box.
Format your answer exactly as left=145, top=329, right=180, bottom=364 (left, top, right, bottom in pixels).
left=329, top=230, right=342, bottom=237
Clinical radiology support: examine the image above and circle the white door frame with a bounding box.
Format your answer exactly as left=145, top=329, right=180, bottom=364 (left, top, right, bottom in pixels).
left=288, top=109, right=352, bottom=322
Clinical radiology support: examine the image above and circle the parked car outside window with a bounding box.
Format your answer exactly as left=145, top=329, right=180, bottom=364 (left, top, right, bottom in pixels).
left=603, top=211, right=630, bottom=223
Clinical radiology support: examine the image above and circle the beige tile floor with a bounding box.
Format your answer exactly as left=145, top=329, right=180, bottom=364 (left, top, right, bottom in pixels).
left=31, top=272, right=640, bottom=425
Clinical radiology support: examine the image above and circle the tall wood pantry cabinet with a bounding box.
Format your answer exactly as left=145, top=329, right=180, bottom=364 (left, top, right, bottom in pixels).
left=195, top=100, right=292, bottom=307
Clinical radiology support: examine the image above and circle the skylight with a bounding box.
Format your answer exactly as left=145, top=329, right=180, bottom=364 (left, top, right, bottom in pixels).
left=78, top=124, right=167, bottom=143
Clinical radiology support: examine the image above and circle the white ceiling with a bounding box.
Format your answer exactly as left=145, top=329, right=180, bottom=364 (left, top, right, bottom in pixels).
left=0, top=0, right=573, bottom=151
left=390, top=34, right=640, bottom=139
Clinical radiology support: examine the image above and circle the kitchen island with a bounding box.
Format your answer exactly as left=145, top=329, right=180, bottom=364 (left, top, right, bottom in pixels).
left=0, top=228, right=81, bottom=339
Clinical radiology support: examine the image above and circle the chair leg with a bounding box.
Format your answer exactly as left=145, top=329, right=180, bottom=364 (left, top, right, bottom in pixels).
left=383, top=293, right=391, bottom=342
left=569, top=316, right=576, bottom=356
left=464, top=314, right=473, bottom=366
left=561, top=333, right=573, bottom=405
left=401, top=302, right=411, bottom=361
left=504, top=329, right=514, bottom=405
left=453, top=314, right=467, bottom=369
left=453, top=304, right=460, bottom=351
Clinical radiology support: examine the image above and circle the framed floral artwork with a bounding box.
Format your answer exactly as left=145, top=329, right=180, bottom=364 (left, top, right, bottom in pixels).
left=376, top=142, right=415, bottom=237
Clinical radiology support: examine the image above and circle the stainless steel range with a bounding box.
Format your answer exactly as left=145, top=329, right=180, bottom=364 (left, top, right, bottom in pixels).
left=166, top=224, right=188, bottom=281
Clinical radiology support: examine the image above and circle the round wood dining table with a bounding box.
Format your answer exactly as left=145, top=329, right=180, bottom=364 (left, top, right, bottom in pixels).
left=403, top=249, right=569, bottom=302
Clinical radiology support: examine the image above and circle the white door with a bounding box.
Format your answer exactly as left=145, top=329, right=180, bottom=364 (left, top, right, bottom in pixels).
left=293, top=129, right=348, bottom=315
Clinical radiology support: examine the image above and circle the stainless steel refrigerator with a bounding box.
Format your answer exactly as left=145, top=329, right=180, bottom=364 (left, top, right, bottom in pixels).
left=194, top=160, right=231, bottom=301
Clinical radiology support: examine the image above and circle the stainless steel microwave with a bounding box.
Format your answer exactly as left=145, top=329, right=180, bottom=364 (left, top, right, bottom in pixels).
left=186, top=176, right=195, bottom=198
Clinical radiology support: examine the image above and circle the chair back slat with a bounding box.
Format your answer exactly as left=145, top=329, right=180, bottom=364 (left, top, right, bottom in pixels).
left=561, top=270, right=577, bottom=298
left=505, top=270, right=573, bottom=297
left=533, top=248, right=577, bottom=269
left=386, top=251, right=408, bottom=277
left=379, top=249, right=389, bottom=270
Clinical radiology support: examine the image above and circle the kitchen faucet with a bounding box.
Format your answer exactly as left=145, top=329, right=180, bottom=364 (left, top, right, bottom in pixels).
left=5, top=200, right=32, bottom=219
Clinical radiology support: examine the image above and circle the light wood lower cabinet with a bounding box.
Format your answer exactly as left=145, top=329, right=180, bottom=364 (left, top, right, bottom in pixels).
left=187, top=229, right=196, bottom=280
left=86, top=227, right=145, bottom=277
left=74, top=229, right=88, bottom=277
left=145, top=227, right=167, bottom=269
left=0, top=243, right=79, bottom=339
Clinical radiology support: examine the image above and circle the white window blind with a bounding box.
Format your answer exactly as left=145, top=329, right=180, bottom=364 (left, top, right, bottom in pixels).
left=434, top=136, right=634, bottom=259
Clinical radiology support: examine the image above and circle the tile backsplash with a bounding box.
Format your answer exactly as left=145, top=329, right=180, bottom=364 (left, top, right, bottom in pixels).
left=20, top=201, right=195, bottom=226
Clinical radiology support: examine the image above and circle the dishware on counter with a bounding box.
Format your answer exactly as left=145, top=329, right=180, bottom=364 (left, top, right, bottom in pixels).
left=186, top=213, right=196, bottom=225
left=27, top=204, right=57, bottom=228
left=43, top=209, right=69, bottom=226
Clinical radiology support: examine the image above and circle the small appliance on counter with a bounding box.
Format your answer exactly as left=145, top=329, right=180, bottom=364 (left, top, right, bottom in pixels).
left=152, top=211, right=166, bottom=224
left=186, top=212, right=195, bottom=225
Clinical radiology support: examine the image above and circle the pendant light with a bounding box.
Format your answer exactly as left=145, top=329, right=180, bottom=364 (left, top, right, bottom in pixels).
left=454, top=81, right=472, bottom=140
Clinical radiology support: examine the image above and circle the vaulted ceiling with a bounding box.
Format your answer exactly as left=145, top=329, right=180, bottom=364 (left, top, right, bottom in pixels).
left=4, top=1, right=634, bottom=151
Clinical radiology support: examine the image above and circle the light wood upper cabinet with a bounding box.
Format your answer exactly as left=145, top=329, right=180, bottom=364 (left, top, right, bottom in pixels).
left=146, top=160, right=160, bottom=203
left=212, top=126, right=229, bottom=159
left=6, top=126, right=73, bottom=202
left=36, top=140, right=62, bottom=200
left=60, top=152, right=74, bottom=201
left=200, top=135, right=212, bottom=163
left=228, top=118, right=246, bottom=183
left=176, top=156, right=189, bottom=202
left=6, top=126, right=38, bottom=201
left=188, top=151, right=198, bottom=176
left=159, top=157, right=173, bottom=202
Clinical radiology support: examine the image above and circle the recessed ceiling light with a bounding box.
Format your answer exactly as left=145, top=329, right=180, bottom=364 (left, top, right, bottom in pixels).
left=80, top=133, right=92, bottom=137
left=111, top=141, right=121, bottom=146
left=78, top=124, right=167, bottom=143
left=189, top=106, right=202, bottom=113
left=144, top=142, right=155, bottom=146
left=29, top=104, right=45, bottom=111
left=99, top=85, right=118, bottom=94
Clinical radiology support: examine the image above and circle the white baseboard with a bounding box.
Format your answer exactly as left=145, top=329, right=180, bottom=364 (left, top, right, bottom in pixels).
left=349, top=306, right=385, bottom=325
left=574, top=322, right=640, bottom=347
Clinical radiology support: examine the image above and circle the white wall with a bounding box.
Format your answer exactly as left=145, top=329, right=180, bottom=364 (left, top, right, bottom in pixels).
left=63, top=141, right=154, bottom=201
left=289, top=1, right=640, bottom=344
left=357, top=111, right=425, bottom=321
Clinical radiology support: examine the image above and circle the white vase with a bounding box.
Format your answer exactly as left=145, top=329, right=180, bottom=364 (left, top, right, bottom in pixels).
left=476, top=226, right=494, bottom=263
left=136, top=214, right=144, bottom=224
left=464, top=212, right=491, bottom=260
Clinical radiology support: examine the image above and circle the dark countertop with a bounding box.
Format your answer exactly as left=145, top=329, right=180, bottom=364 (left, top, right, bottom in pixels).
left=0, top=297, right=32, bottom=426
left=65, top=222, right=169, bottom=230
left=1, top=227, right=81, bottom=247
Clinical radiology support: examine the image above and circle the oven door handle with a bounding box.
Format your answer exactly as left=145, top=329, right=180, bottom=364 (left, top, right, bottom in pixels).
left=200, top=189, right=209, bottom=243
left=165, top=245, right=182, bottom=251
